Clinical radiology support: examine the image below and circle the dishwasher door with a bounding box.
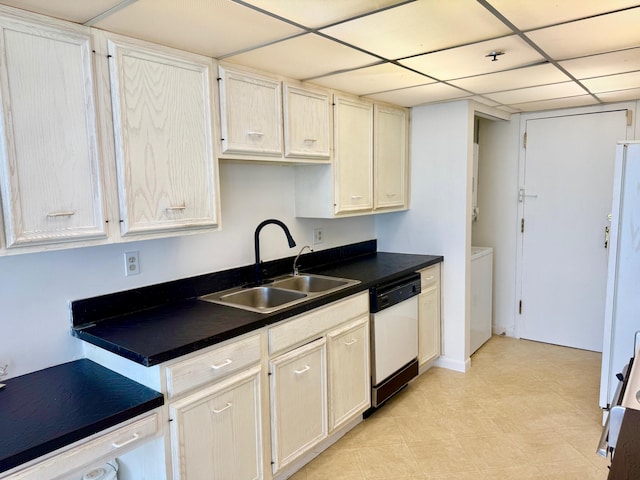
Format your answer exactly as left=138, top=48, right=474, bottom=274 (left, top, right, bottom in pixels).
left=370, top=296, right=418, bottom=385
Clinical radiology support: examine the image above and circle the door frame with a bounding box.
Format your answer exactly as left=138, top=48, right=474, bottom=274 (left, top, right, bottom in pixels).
left=514, top=102, right=636, bottom=340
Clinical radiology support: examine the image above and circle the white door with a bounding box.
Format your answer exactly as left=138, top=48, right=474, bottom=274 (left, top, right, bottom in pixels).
left=518, top=110, right=628, bottom=351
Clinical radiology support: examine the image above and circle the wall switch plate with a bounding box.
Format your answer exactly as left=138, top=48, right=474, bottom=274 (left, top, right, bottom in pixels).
left=124, top=251, right=140, bottom=276
left=313, top=228, right=324, bottom=245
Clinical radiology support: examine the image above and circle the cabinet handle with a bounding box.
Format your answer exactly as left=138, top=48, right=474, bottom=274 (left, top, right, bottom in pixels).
left=344, top=338, right=358, bottom=346
left=303, top=138, right=317, bottom=143
left=386, top=193, right=397, bottom=197
left=425, top=275, right=434, bottom=281
left=46, top=211, right=75, bottom=217
left=211, top=359, right=233, bottom=370
left=294, top=365, right=311, bottom=375
left=166, top=205, right=186, bottom=211
left=212, top=402, right=232, bottom=414
left=351, top=195, right=363, bottom=199
left=112, top=432, right=140, bottom=448
left=247, top=131, right=264, bottom=136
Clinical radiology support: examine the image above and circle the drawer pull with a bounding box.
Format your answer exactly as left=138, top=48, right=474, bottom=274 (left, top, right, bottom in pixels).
left=247, top=131, right=264, bottom=136
left=294, top=365, right=311, bottom=375
left=424, top=275, right=434, bottom=281
left=303, top=138, right=317, bottom=143
left=351, top=195, right=363, bottom=200
left=112, top=432, right=140, bottom=448
left=344, top=338, right=358, bottom=346
left=166, top=205, right=187, bottom=211
left=212, top=402, right=232, bottom=414
left=211, top=359, right=233, bottom=370
left=386, top=193, right=397, bottom=197
left=47, top=211, right=75, bottom=217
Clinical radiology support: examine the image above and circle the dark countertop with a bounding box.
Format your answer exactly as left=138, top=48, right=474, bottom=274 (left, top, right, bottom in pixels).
left=0, top=359, right=163, bottom=474
left=609, top=409, right=640, bottom=479
left=73, top=250, right=442, bottom=367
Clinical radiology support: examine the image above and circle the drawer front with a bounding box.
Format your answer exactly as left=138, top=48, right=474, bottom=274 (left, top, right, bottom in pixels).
left=268, top=292, right=368, bottom=355
left=419, top=264, right=440, bottom=290
left=166, top=334, right=261, bottom=398
left=5, top=412, right=159, bottom=480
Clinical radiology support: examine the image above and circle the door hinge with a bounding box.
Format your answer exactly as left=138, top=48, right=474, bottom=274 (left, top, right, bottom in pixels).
left=523, top=131, right=527, bottom=149
left=521, top=218, right=525, bottom=233
left=519, top=300, right=523, bottom=314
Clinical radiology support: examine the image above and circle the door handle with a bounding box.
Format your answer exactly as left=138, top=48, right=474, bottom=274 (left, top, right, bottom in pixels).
left=604, top=225, right=610, bottom=249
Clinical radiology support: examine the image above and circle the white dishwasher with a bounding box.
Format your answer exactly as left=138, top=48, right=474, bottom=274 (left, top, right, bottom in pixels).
left=471, top=246, right=493, bottom=354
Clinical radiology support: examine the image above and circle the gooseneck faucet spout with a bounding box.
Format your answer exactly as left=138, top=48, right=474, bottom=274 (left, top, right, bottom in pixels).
left=254, top=219, right=296, bottom=284
left=293, top=245, right=313, bottom=276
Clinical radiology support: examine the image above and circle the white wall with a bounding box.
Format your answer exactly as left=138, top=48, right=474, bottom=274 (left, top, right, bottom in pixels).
left=0, top=162, right=375, bottom=378
left=376, top=100, right=474, bottom=372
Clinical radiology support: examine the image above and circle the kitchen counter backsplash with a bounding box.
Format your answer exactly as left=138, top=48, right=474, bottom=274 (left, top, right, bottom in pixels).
left=71, top=239, right=378, bottom=328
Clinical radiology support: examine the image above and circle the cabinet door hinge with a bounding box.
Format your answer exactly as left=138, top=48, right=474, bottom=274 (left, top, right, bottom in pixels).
left=519, top=300, right=523, bottom=314
left=523, top=131, right=527, bottom=149
left=521, top=218, right=525, bottom=233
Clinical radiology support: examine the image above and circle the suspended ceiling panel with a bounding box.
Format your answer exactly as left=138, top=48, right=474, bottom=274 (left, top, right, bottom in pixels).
left=484, top=0, right=640, bottom=30
left=321, top=0, right=512, bottom=60
left=450, top=64, right=570, bottom=95
left=310, top=63, right=430, bottom=95
left=559, top=48, right=640, bottom=80
left=485, top=82, right=588, bottom=105
left=510, top=95, right=599, bottom=112
left=582, top=71, right=640, bottom=93
left=526, top=7, right=640, bottom=60
left=400, top=35, right=545, bottom=81
left=224, top=33, right=381, bottom=80
left=598, top=87, right=640, bottom=103
left=239, top=0, right=408, bottom=28
left=0, top=0, right=122, bottom=23
left=366, top=82, right=469, bottom=107
left=93, top=0, right=304, bottom=58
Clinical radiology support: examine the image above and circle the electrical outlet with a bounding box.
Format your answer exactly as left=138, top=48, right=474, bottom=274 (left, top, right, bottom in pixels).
left=313, top=228, right=324, bottom=245
left=124, top=251, right=140, bottom=276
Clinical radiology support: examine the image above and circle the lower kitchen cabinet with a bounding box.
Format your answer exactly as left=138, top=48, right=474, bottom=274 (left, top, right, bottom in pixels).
left=168, top=365, right=263, bottom=480
left=269, top=338, right=327, bottom=474
left=327, top=315, right=370, bottom=431
left=418, top=264, right=441, bottom=368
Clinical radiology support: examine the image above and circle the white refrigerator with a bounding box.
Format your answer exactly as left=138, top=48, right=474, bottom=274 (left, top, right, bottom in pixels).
left=600, top=141, right=640, bottom=409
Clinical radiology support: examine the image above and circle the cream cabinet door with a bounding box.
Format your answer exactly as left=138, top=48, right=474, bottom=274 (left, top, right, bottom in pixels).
left=374, top=104, right=408, bottom=210
left=418, top=265, right=441, bottom=367
left=270, top=338, right=327, bottom=474
left=327, top=315, right=370, bottom=431
left=333, top=96, right=373, bottom=214
left=283, top=84, right=330, bottom=160
left=218, top=66, right=282, bottom=156
left=0, top=14, right=106, bottom=248
left=107, top=37, right=219, bottom=236
left=169, top=366, right=263, bottom=480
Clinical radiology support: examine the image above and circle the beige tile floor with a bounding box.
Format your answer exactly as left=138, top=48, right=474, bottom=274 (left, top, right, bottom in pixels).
left=289, top=335, right=611, bottom=479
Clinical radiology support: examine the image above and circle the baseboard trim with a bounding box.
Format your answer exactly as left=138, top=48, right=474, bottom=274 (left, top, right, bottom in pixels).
left=434, top=355, right=471, bottom=373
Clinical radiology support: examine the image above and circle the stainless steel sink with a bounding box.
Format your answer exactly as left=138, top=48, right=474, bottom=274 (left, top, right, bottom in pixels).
left=270, top=274, right=351, bottom=293
left=199, top=274, right=360, bottom=313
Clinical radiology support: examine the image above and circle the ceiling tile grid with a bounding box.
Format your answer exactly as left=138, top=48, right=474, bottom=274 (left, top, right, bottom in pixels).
left=1, top=0, right=640, bottom=112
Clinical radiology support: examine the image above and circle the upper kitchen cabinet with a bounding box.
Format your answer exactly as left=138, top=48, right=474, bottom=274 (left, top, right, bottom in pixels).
left=217, top=64, right=331, bottom=164
left=106, top=34, right=220, bottom=236
left=283, top=83, right=331, bottom=160
left=295, top=95, right=409, bottom=218
left=218, top=65, right=282, bottom=158
left=0, top=8, right=107, bottom=248
left=374, top=104, right=409, bottom=210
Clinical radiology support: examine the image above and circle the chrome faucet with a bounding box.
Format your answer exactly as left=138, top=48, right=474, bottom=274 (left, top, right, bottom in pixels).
left=254, top=219, right=296, bottom=284
left=293, top=245, right=313, bottom=276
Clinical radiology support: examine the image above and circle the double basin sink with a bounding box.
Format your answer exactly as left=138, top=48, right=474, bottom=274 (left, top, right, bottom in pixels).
left=199, top=274, right=360, bottom=313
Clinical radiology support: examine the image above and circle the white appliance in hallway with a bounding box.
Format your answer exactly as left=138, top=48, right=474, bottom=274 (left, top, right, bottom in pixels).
left=600, top=142, right=640, bottom=409
left=471, top=246, right=493, bottom=354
